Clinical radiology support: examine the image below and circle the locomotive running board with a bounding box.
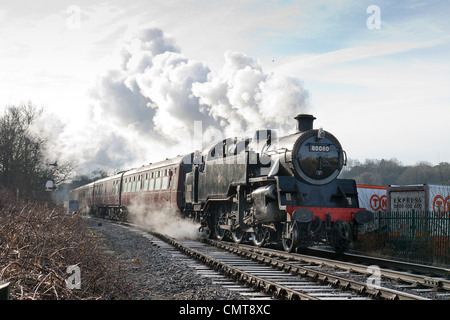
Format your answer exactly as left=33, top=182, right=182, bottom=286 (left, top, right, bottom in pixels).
left=249, top=177, right=276, bottom=183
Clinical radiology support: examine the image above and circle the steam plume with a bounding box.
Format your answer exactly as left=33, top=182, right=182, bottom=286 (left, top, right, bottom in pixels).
left=86, top=27, right=310, bottom=173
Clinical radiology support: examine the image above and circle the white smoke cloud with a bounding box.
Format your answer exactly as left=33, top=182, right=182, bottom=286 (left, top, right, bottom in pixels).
left=192, top=51, right=310, bottom=137
left=136, top=51, right=211, bottom=139
left=79, top=27, right=310, bottom=174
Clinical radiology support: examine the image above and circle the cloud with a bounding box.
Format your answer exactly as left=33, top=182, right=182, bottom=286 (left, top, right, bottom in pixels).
left=276, top=38, right=447, bottom=75
left=74, top=27, right=310, bottom=174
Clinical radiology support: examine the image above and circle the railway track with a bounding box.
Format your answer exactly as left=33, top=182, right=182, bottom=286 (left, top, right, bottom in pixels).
left=90, top=217, right=450, bottom=300
left=208, top=241, right=450, bottom=300
left=152, top=233, right=369, bottom=300
left=260, top=245, right=450, bottom=293
left=118, top=223, right=436, bottom=300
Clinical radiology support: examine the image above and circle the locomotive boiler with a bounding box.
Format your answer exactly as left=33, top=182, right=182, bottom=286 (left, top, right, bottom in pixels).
left=185, top=114, right=373, bottom=252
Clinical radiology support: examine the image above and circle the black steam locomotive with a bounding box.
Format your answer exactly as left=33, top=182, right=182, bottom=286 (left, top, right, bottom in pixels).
left=70, top=114, right=373, bottom=252
left=184, top=114, right=373, bottom=252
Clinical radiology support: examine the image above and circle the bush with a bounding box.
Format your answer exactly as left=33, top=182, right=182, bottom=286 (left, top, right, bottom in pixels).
left=0, top=192, right=130, bottom=299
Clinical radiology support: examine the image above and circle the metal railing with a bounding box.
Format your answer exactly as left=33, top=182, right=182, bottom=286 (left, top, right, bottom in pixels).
left=356, top=210, right=450, bottom=267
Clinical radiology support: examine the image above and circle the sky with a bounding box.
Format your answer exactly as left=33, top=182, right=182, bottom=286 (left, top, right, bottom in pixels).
left=1, top=0, right=449, bottom=175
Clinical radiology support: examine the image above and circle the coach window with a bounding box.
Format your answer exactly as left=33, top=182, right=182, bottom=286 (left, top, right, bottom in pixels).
left=131, top=176, right=136, bottom=192
left=143, top=174, right=149, bottom=191
left=127, top=177, right=132, bottom=193
left=149, top=178, right=155, bottom=191
left=149, top=172, right=154, bottom=191
left=136, top=175, right=141, bottom=192
left=162, top=173, right=169, bottom=189
left=155, top=171, right=161, bottom=190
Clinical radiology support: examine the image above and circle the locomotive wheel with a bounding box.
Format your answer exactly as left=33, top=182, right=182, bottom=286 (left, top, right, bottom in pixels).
left=282, top=222, right=299, bottom=253
left=204, top=224, right=215, bottom=239
left=333, top=220, right=351, bottom=252
left=231, top=229, right=244, bottom=244
left=251, top=225, right=268, bottom=247
left=203, top=214, right=215, bottom=239
left=215, top=211, right=227, bottom=241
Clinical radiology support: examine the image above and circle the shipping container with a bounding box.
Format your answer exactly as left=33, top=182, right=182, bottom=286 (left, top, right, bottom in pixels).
left=387, top=184, right=450, bottom=215
left=385, top=184, right=450, bottom=263
left=357, top=184, right=387, bottom=212
left=356, top=184, right=387, bottom=235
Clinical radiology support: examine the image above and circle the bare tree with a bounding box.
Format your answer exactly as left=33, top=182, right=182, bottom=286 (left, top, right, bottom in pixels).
left=0, top=103, right=74, bottom=201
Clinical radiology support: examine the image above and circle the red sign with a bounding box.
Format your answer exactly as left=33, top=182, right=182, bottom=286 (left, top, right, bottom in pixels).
left=45, top=180, right=54, bottom=191
left=370, top=194, right=387, bottom=211
left=433, top=195, right=450, bottom=217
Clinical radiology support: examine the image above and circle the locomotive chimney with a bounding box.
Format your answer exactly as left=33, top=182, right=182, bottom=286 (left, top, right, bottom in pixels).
left=295, top=114, right=316, bottom=132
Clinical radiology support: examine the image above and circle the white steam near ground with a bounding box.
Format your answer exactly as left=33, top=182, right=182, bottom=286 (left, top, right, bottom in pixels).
left=127, top=201, right=201, bottom=240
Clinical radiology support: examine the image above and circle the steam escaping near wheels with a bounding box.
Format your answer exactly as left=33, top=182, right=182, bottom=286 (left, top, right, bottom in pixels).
left=127, top=201, right=200, bottom=240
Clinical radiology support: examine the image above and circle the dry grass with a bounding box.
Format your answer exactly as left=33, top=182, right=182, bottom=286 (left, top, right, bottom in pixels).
left=0, top=192, right=130, bottom=300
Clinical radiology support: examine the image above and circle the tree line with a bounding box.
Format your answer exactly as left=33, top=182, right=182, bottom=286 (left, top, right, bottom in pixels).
left=0, top=103, right=73, bottom=201
left=341, top=158, right=450, bottom=186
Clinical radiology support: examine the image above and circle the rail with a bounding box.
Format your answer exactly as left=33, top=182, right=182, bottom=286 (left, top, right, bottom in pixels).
left=0, top=282, right=10, bottom=300
left=155, top=232, right=318, bottom=300
left=235, top=243, right=450, bottom=291
left=207, top=239, right=429, bottom=300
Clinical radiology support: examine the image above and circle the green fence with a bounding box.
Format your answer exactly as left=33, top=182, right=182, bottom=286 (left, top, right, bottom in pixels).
left=356, top=210, right=450, bottom=267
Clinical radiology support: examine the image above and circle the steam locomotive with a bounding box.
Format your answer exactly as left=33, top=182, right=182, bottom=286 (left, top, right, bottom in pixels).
left=69, top=114, right=373, bottom=252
